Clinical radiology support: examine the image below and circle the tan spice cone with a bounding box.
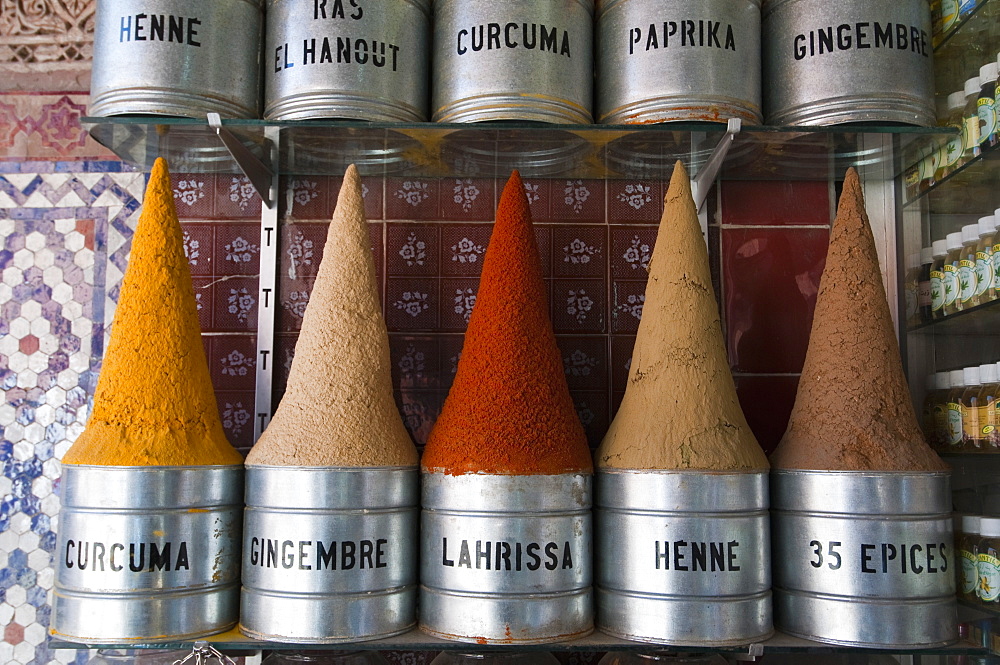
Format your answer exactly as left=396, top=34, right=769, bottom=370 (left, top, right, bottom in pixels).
left=64, top=158, right=241, bottom=467
left=770, top=168, right=946, bottom=471
left=246, top=165, right=417, bottom=467
left=597, top=162, right=767, bottom=471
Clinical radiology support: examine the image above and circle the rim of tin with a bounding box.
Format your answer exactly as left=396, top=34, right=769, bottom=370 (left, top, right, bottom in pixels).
left=89, top=89, right=259, bottom=121
left=596, top=468, right=768, bottom=512
left=422, top=471, right=592, bottom=512
left=433, top=94, right=593, bottom=125
left=240, top=622, right=415, bottom=645
left=771, top=469, right=951, bottom=515
left=265, top=94, right=427, bottom=124
left=766, top=97, right=935, bottom=129
left=245, top=465, right=419, bottom=509
left=438, top=128, right=592, bottom=177
left=61, top=464, right=243, bottom=509
left=598, top=0, right=760, bottom=17
left=271, top=0, right=429, bottom=11
left=599, top=98, right=762, bottom=127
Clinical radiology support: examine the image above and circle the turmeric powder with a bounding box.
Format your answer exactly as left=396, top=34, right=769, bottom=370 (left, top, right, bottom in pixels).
left=63, top=158, right=242, bottom=467
left=597, top=161, right=768, bottom=471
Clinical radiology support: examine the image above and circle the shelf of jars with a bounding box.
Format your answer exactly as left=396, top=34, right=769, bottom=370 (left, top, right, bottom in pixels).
left=902, top=139, right=1000, bottom=214
left=47, top=628, right=991, bottom=657
left=81, top=117, right=951, bottom=184
left=932, top=0, right=999, bottom=97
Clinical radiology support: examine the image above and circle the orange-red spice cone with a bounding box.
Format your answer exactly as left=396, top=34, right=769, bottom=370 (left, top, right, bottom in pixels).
left=422, top=171, right=592, bottom=475
left=63, top=157, right=241, bottom=467
left=770, top=168, right=946, bottom=472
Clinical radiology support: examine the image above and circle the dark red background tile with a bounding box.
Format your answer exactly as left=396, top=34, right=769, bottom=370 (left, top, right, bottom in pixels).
left=723, top=227, right=828, bottom=373
left=722, top=180, right=831, bottom=226
left=734, top=375, right=800, bottom=456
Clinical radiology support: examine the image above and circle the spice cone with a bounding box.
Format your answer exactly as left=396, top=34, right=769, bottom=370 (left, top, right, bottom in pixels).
left=422, top=171, right=592, bottom=475
left=63, top=158, right=241, bottom=467
left=770, top=168, right=946, bottom=471
left=246, top=165, right=417, bottom=467
left=597, top=161, right=767, bottom=471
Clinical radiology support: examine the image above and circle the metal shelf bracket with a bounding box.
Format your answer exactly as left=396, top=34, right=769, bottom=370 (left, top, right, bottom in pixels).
left=692, top=117, right=742, bottom=211
left=207, top=112, right=275, bottom=208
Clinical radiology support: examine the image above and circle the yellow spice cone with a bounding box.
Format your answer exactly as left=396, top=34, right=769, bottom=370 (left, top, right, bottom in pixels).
left=597, top=161, right=767, bottom=471
left=63, top=158, right=241, bottom=466
left=770, top=168, right=946, bottom=472
left=246, top=165, right=417, bottom=467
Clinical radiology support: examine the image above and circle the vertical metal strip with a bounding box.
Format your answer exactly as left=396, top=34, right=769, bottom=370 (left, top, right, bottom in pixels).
left=253, top=126, right=281, bottom=442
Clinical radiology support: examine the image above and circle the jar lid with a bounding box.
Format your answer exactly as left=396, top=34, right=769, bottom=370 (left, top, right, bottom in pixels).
left=980, top=215, right=996, bottom=236
left=948, top=90, right=966, bottom=110
left=963, top=224, right=980, bottom=243
left=921, top=246, right=934, bottom=264
left=981, top=363, right=999, bottom=384
left=951, top=369, right=966, bottom=386
left=933, top=239, right=948, bottom=257
left=936, top=371, right=952, bottom=390
left=947, top=231, right=964, bottom=250
left=966, top=77, right=981, bottom=96
left=963, top=514, right=982, bottom=533
left=981, top=517, right=1000, bottom=538
left=980, top=62, right=999, bottom=83
left=965, top=366, right=982, bottom=386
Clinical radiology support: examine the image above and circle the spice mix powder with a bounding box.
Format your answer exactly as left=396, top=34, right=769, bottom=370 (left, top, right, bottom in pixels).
left=247, top=165, right=417, bottom=467
left=597, top=162, right=768, bottom=471
left=770, top=168, right=946, bottom=472
left=422, top=171, right=592, bottom=475
left=63, top=158, right=242, bottom=467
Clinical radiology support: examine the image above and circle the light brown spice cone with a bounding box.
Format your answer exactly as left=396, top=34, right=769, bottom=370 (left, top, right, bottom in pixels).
left=770, top=168, right=946, bottom=471
left=246, top=165, right=417, bottom=467
left=597, top=162, right=767, bottom=471
left=64, top=158, right=242, bottom=467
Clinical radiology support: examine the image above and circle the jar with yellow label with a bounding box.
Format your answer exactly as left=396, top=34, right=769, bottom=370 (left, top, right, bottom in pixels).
left=980, top=363, right=1000, bottom=451
left=963, top=366, right=984, bottom=450
left=978, top=517, right=1000, bottom=606
left=960, top=514, right=981, bottom=603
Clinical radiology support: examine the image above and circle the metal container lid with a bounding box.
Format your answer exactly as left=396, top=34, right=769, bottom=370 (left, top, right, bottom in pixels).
left=932, top=239, right=948, bottom=257
left=947, top=231, right=964, bottom=250
left=981, top=517, right=1000, bottom=538
left=964, top=366, right=982, bottom=386
left=963, top=514, right=982, bottom=534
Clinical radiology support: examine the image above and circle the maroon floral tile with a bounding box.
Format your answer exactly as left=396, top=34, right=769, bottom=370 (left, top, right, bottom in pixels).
left=440, top=177, right=496, bottom=221
left=190, top=277, right=213, bottom=332
left=734, top=375, right=801, bottom=456
left=213, top=277, right=260, bottom=332
left=551, top=178, right=605, bottom=223
left=570, top=390, right=610, bottom=448
left=180, top=222, right=214, bottom=276
left=610, top=335, right=637, bottom=394
left=215, top=390, right=256, bottom=452
left=215, top=222, right=261, bottom=275
left=210, top=335, right=258, bottom=391
left=389, top=335, right=440, bottom=390
left=553, top=226, right=607, bottom=278
left=521, top=178, right=550, bottom=222
left=557, top=335, right=609, bottom=390
left=386, top=177, right=439, bottom=220
left=441, top=225, right=490, bottom=276
left=370, top=222, right=385, bottom=294
left=379, top=652, right=440, bottom=665
left=438, top=334, right=465, bottom=392
left=553, top=650, right=606, bottom=665
left=386, top=224, right=439, bottom=276
left=533, top=225, right=553, bottom=278
left=281, top=222, right=326, bottom=280
left=394, top=389, right=444, bottom=446
left=552, top=279, right=606, bottom=333
left=277, top=276, right=315, bottom=332
left=609, top=179, right=662, bottom=224
left=723, top=227, right=828, bottom=373
left=215, top=174, right=262, bottom=218
left=610, top=227, right=656, bottom=280
left=282, top=175, right=332, bottom=220
left=171, top=173, right=214, bottom=219
left=611, top=280, right=646, bottom=334
left=440, top=277, right=479, bottom=332
left=721, top=180, right=831, bottom=226
left=386, top=277, right=438, bottom=331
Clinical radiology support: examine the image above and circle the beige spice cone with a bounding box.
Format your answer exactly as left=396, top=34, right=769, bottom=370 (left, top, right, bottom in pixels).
left=597, top=161, right=767, bottom=471
left=246, top=165, right=417, bottom=467
left=770, top=168, right=946, bottom=472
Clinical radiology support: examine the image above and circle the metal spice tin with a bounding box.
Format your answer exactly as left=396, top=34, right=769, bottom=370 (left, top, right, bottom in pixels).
left=239, top=466, right=418, bottom=643
left=432, top=0, right=594, bottom=124
left=89, top=0, right=262, bottom=118
left=762, top=0, right=935, bottom=126
left=420, top=473, right=593, bottom=644
left=264, top=0, right=431, bottom=121
left=596, top=0, right=762, bottom=125
left=595, top=470, right=773, bottom=645
left=771, top=470, right=957, bottom=648
left=53, top=465, right=243, bottom=642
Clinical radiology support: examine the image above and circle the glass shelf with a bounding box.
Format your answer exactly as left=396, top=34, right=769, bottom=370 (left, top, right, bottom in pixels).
left=81, top=117, right=951, bottom=182
left=47, top=628, right=990, bottom=657
left=903, top=141, right=1000, bottom=213
left=932, top=0, right=1000, bottom=96
left=908, top=297, right=1000, bottom=336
